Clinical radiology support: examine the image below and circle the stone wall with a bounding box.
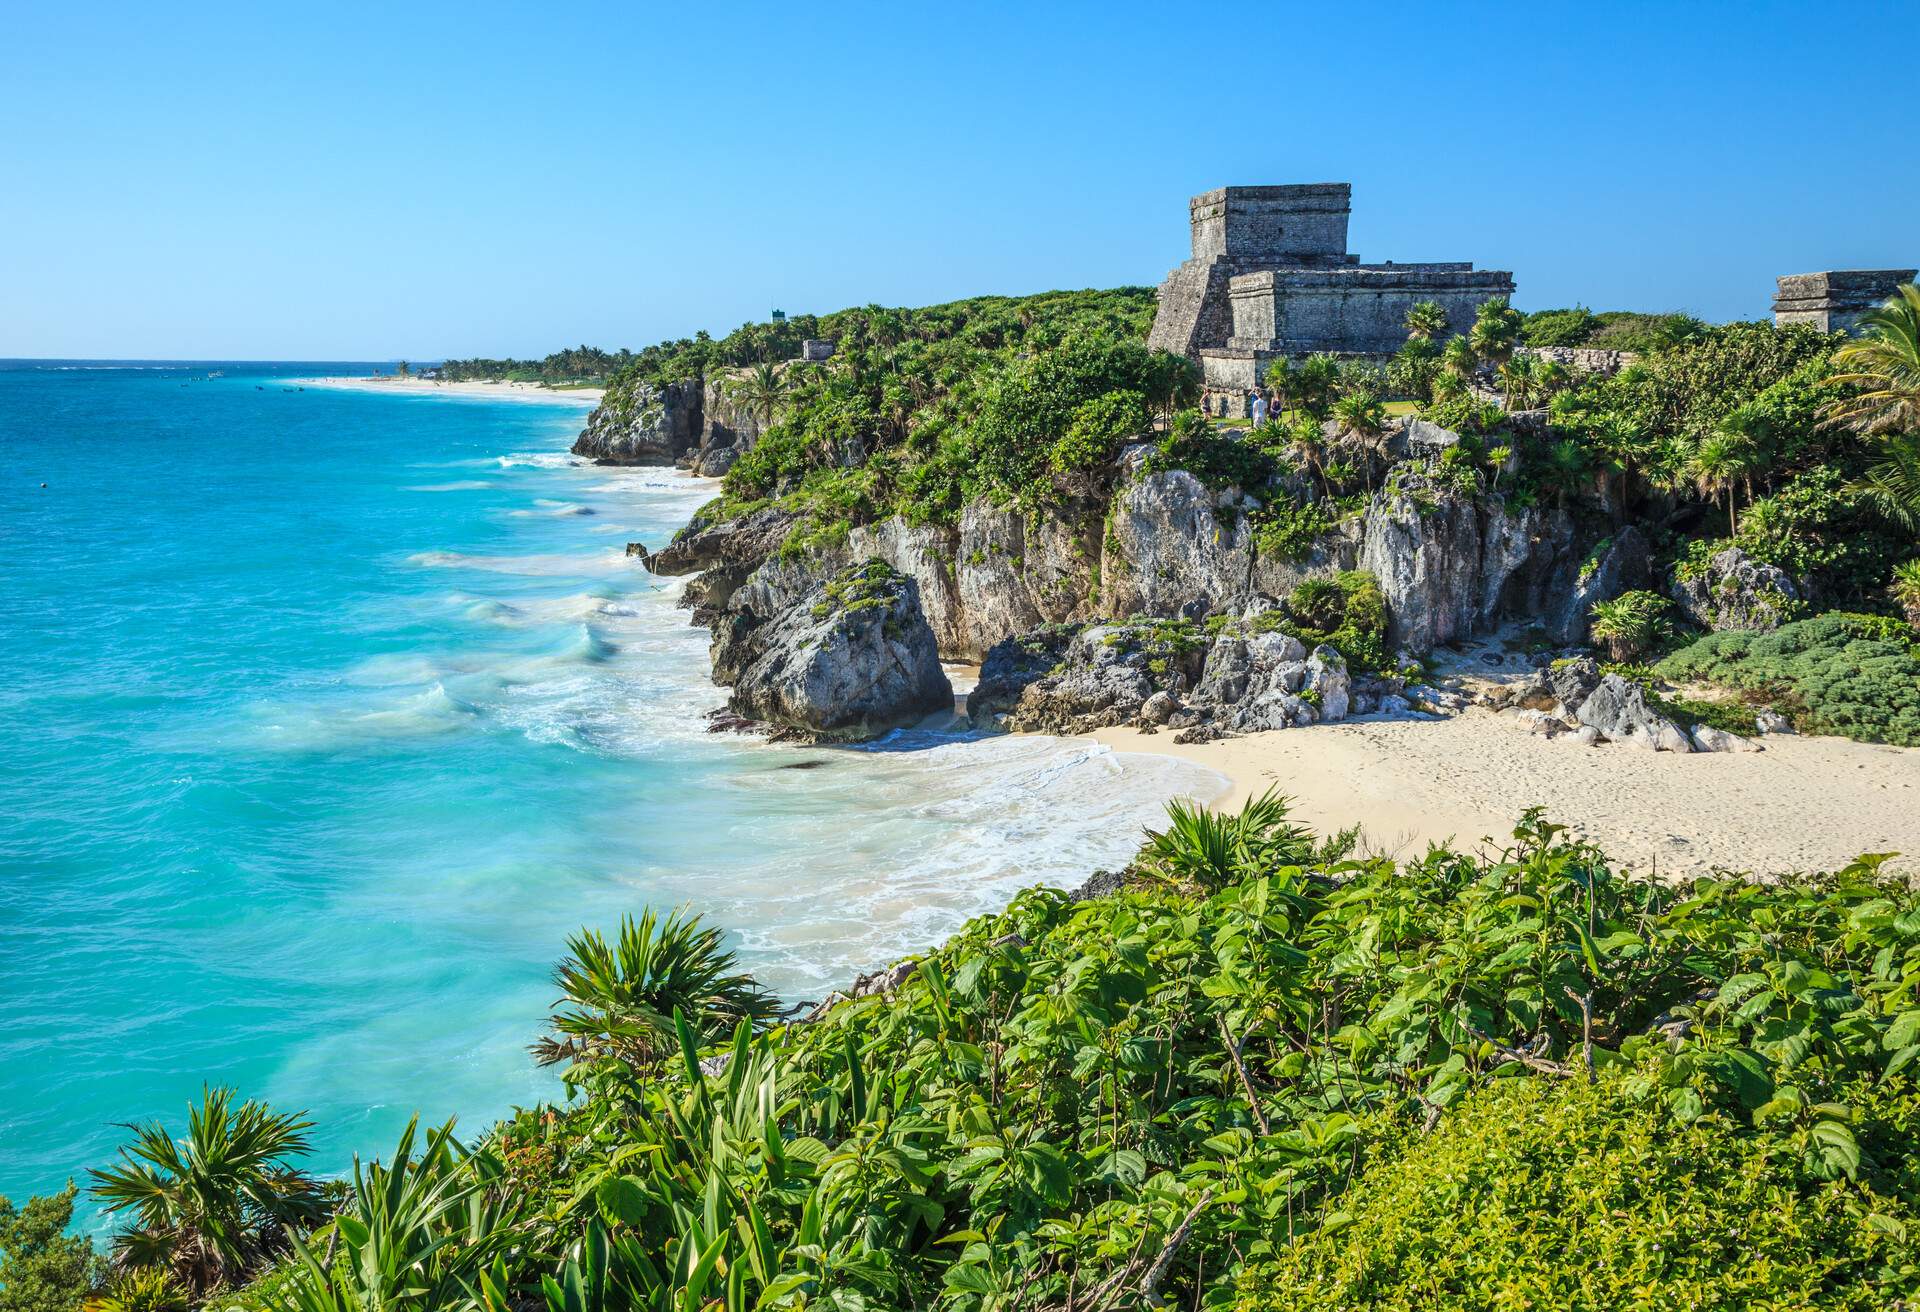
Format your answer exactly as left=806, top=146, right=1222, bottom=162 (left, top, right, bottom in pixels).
left=1772, top=269, right=1915, bottom=334
left=1187, top=184, right=1353, bottom=262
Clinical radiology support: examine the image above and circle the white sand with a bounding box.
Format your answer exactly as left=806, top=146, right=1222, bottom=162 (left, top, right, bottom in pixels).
left=295, top=376, right=603, bottom=404
left=1091, top=709, right=1920, bottom=879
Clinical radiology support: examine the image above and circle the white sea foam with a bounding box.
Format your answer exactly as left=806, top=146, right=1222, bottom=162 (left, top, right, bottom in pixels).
left=508, top=500, right=595, bottom=518
left=406, top=549, right=632, bottom=577
left=495, top=452, right=579, bottom=470
left=406, top=481, right=493, bottom=492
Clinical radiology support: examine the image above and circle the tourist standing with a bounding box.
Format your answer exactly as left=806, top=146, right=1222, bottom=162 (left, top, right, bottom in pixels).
left=1251, top=390, right=1269, bottom=427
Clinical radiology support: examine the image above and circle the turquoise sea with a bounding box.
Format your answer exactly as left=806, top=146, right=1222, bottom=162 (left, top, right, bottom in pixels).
left=0, top=362, right=1219, bottom=1223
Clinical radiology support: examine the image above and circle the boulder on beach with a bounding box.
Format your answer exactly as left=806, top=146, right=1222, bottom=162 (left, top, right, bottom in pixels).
left=725, top=559, right=952, bottom=742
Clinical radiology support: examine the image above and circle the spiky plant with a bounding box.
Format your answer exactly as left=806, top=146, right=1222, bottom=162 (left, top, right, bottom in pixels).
left=1140, top=789, right=1315, bottom=892
left=88, top=1267, right=190, bottom=1312
left=533, top=908, right=780, bottom=1070
left=1497, top=353, right=1537, bottom=410
left=88, top=1088, right=326, bottom=1298
left=1852, top=433, right=1920, bottom=533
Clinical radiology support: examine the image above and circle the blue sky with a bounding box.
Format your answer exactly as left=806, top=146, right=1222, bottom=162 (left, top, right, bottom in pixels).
left=4, top=1, right=1914, bottom=360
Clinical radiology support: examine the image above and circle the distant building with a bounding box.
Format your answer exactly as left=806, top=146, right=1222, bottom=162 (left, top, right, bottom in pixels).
left=1146, top=184, right=1515, bottom=395
left=800, top=338, right=836, bottom=362
left=1772, top=270, right=1916, bottom=334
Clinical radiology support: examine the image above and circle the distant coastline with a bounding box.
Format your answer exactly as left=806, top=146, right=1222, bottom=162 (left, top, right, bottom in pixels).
left=295, top=374, right=605, bottom=404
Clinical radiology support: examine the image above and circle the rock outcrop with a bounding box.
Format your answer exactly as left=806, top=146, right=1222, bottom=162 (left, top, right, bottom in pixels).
left=1573, top=674, right=1693, bottom=752
left=982, top=614, right=1351, bottom=740
left=721, top=560, right=952, bottom=741
left=572, top=381, right=702, bottom=464
left=1543, top=527, right=1653, bottom=645
left=1669, top=548, right=1802, bottom=633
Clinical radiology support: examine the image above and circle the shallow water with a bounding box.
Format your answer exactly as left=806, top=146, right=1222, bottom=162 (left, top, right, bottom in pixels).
left=0, top=363, right=1221, bottom=1222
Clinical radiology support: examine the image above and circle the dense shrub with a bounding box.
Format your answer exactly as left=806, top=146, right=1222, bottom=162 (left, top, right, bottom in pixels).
left=1049, top=388, right=1147, bottom=478
left=1519, top=305, right=1601, bottom=347
left=1657, top=611, right=1920, bottom=745
left=1252, top=498, right=1337, bottom=563
left=1147, top=409, right=1279, bottom=490
left=1236, top=1074, right=1919, bottom=1311
left=1285, top=570, right=1389, bottom=671
left=1587, top=589, right=1674, bottom=661
left=0, top=1186, right=100, bottom=1312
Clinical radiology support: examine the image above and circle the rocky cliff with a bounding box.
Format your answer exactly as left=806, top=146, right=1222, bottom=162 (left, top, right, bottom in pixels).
left=575, top=373, right=782, bottom=475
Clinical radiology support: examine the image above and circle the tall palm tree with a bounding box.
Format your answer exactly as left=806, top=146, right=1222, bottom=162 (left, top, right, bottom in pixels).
left=533, top=908, right=780, bottom=1071
left=89, top=1088, right=326, bottom=1298
left=724, top=361, right=789, bottom=432
left=1468, top=299, right=1522, bottom=367
left=1824, top=282, right=1920, bottom=435
left=1403, top=300, right=1451, bottom=343
left=1688, top=432, right=1760, bottom=538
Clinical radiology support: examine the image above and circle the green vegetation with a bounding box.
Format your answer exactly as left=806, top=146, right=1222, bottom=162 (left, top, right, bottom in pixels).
left=0, top=1187, right=100, bottom=1312
left=1587, top=589, right=1674, bottom=662
left=75, top=802, right=1920, bottom=1312
left=1283, top=571, right=1389, bottom=672
left=435, top=346, right=635, bottom=385
left=1657, top=611, right=1920, bottom=745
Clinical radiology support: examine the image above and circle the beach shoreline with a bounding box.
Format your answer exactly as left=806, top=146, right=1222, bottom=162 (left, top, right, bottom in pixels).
left=1084, top=710, right=1920, bottom=880
left=296, top=375, right=605, bottom=404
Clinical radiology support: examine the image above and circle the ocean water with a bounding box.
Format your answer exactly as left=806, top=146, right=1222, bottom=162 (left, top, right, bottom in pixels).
left=0, top=362, right=1221, bottom=1222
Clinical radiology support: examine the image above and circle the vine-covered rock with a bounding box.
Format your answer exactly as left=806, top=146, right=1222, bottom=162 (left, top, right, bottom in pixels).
left=1669, top=547, right=1802, bottom=633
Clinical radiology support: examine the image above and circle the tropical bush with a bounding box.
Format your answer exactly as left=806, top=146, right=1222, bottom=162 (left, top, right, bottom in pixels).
left=1657, top=611, right=1920, bottom=745
left=1895, top=560, right=1920, bottom=630
left=1284, top=570, right=1389, bottom=672
left=0, top=1187, right=100, bottom=1312
left=1234, top=1073, right=1918, bottom=1311
left=1587, top=589, right=1674, bottom=662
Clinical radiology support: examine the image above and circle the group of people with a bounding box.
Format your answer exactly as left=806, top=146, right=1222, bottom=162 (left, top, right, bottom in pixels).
left=1248, top=389, right=1280, bottom=426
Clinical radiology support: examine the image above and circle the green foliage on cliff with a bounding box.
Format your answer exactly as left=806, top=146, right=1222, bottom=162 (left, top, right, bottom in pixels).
left=168, top=806, right=1920, bottom=1312
left=0, top=1187, right=101, bottom=1312
left=1657, top=611, right=1920, bottom=746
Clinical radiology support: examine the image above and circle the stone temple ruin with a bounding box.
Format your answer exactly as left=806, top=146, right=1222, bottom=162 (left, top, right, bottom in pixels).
left=1146, top=184, right=1514, bottom=400
left=1772, top=269, right=1916, bottom=334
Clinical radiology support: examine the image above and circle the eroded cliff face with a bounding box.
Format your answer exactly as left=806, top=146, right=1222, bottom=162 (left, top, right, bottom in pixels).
left=646, top=467, right=1598, bottom=673
left=573, top=372, right=781, bottom=474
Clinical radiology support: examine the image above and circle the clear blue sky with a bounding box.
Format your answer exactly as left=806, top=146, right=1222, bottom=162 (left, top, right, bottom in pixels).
left=4, top=1, right=1914, bottom=360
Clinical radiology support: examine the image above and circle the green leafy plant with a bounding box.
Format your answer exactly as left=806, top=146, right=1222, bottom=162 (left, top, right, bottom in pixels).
left=531, top=908, right=780, bottom=1073
left=1137, top=788, right=1314, bottom=892
left=1587, top=589, right=1674, bottom=662
left=88, top=1090, right=326, bottom=1300
left=0, top=1187, right=100, bottom=1312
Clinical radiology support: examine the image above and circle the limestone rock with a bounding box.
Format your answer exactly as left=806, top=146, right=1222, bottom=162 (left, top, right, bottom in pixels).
left=1690, top=725, right=1764, bottom=753
left=1001, top=623, right=1180, bottom=734
left=1101, top=470, right=1254, bottom=619
left=725, top=561, right=952, bottom=741
left=1140, top=690, right=1182, bottom=725
left=1544, top=527, right=1653, bottom=644
left=966, top=625, right=1078, bottom=727
left=645, top=505, right=798, bottom=577
left=1574, top=675, right=1693, bottom=752
left=1545, top=657, right=1602, bottom=717
left=1669, top=548, right=1802, bottom=633
left=1755, top=709, right=1795, bottom=735
left=572, top=380, right=702, bottom=464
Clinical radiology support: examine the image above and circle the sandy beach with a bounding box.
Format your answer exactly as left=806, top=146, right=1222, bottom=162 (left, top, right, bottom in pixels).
left=1093, top=709, right=1920, bottom=880
left=296, top=376, right=604, bottom=404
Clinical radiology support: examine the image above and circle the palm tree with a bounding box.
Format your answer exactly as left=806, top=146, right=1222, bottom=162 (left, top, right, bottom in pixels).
left=1292, top=353, right=1342, bottom=420
left=88, top=1089, right=326, bottom=1298
left=1286, top=413, right=1332, bottom=497
left=1404, top=300, right=1450, bottom=343
left=1468, top=299, right=1522, bottom=367
left=1531, top=358, right=1570, bottom=401
left=1853, top=433, right=1920, bottom=532
left=1824, top=282, right=1920, bottom=435
left=724, top=361, right=788, bottom=432
left=1442, top=335, right=1479, bottom=384
left=1331, top=388, right=1389, bottom=490
left=1148, top=350, right=1201, bottom=427
left=1497, top=354, right=1538, bottom=410
left=533, top=908, right=780, bottom=1071
left=1688, top=432, right=1760, bottom=538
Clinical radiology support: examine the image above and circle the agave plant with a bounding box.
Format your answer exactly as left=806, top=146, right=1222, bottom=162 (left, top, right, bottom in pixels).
left=265, top=1119, right=511, bottom=1312
left=1139, top=788, right=1314, bottom=892
left=532, top=908, right=781, bottom=1071
left=87, top=1267, right=190, bottom=1312
left=88, top=1088, right=327, bottom=1298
